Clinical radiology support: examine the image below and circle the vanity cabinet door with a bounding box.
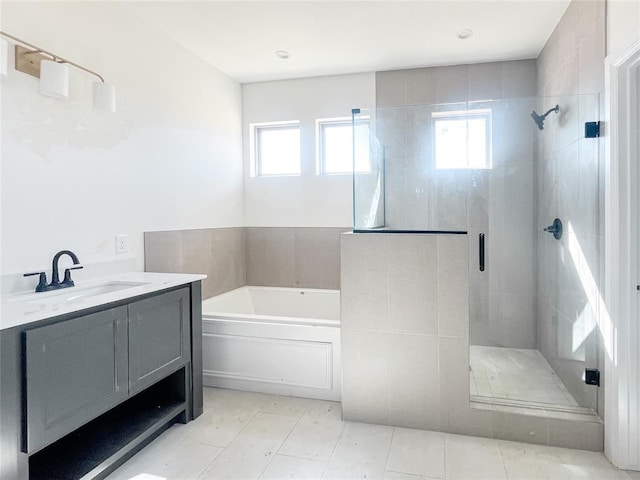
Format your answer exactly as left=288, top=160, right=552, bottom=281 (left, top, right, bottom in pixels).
left=25, top=306, right=128, bottom=453
left=127, top=288, right=190, bottom=395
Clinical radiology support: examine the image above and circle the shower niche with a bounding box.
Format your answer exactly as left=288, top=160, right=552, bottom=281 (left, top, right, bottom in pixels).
left=352, top=93, right=603, bottom=418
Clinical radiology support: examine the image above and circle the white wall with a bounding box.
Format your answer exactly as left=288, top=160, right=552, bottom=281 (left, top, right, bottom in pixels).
left=604, top=0, right=640, bottom=469
left=242, top=73, right=375, bottom=227
left=607, top=0, right=640, bottom=57
left=0, top=2, right=243, bottom=276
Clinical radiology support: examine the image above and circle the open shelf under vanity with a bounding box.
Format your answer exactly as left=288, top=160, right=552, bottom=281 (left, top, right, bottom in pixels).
left=29, top=368, right=187, bottom=480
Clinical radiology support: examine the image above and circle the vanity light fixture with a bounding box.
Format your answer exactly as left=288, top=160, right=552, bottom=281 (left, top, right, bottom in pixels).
left=93, top=81, right=116, bottom=112
left=0, top=31, right=116, bottom=112
left=39, top=59, right=69, bottom=98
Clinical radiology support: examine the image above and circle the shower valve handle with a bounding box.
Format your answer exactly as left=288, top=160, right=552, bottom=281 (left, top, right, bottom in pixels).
left=544, top=218, right=563, bottom=240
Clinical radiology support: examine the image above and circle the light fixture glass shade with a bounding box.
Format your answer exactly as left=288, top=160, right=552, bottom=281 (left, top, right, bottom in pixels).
left=92, top=81, right=116, bottom=112
left=39, top=60, right=69, bottom=98
left=0, top=37, right=8, bottom=77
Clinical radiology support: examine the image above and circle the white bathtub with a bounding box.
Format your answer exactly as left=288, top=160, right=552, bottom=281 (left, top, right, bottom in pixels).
left=201, top=286, right=341, bottom=401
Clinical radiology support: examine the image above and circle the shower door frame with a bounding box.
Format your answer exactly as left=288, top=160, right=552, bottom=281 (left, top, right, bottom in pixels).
left=604, top=35, right=640, bottom=470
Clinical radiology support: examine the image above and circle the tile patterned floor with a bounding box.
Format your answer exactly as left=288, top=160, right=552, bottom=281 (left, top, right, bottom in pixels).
left=104, top=387, right=637, bottom=480
left=470, top=346, right=580, bottom=407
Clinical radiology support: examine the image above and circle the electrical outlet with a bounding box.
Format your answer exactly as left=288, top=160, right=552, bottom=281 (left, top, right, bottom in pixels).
left=115, top=234, right=129, bottom=254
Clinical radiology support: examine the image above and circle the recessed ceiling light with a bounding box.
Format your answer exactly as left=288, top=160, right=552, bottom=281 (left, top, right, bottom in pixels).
left=275, top=50, right=290, bottom=59
left=457, top=29, right=473, bottom=40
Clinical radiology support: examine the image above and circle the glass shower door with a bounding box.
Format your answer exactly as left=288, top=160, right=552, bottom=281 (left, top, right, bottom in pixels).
left=534, top=93, right=602, bottom=412
left=468, top=94, right=601, bottom=413
left=467, top=97, right=546, bottom=405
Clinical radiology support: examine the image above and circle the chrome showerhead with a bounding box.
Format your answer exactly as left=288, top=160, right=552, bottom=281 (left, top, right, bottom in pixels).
left=531, top=105, right=560, bottom=131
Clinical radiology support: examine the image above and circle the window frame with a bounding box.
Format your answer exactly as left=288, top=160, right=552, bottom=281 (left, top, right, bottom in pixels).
left=250, top=120, right=301, bottom=177
left=432, top=108, right=493, bottom=170
left=316, top=116, right=371, bottom=175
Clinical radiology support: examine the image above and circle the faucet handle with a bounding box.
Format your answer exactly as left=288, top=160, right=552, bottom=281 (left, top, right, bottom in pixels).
left=23, top=271, right=48, bottom=293
left=62, top=265, right=84, bottom=287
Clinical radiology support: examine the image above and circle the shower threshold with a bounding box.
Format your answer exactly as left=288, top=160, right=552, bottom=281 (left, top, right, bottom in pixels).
left=471, top=394, right=599, bottom=418
left=469, top=346, right=600, bottom=420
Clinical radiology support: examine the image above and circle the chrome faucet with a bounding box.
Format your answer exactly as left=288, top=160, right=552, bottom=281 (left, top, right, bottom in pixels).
left=23, top=250, right=84, bottom=293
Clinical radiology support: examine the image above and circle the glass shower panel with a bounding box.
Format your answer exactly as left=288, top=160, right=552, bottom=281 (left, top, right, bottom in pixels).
left=353, top=108, right=385, bottom=230
left=373, top=102, right=472, bottom=231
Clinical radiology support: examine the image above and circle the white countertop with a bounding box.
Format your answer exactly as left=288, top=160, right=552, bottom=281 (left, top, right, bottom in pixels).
left=0, top=272, right=206, bottom=331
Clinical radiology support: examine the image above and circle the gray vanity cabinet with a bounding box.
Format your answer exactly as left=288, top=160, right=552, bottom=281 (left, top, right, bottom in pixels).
left=127, top=288, right=190, bottom=395
left=1, top=281, right=203, bottom=480
left=25, top=306, right=129, bottom=453
left=24, top=288, right=190, bottom=454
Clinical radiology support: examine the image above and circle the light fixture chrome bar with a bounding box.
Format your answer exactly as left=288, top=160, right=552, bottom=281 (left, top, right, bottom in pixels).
left=0, top=30, right=105, bottom=82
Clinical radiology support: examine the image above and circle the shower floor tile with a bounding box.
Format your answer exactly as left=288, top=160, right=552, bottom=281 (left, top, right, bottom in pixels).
left=470, top=346, right=580, bottom=408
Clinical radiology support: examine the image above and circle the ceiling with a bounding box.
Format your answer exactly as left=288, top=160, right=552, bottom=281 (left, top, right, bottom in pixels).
left=126, top=1, right=571, bottom=84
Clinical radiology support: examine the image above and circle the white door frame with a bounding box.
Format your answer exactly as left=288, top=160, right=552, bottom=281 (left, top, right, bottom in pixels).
left=604, top=36, right=640, bottom=470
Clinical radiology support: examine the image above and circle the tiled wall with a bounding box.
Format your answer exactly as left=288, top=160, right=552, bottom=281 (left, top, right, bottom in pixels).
left=144, top=228, right=246, bottom=300
left=376, top=60, right=537, bottom=108
left=535, top=0, right=605, bottom=414
left=340, top=232, right=603, bottom=451
left=374, top=60, right=538, bottom=349
left=144, top=227, right=348, bottom=299
left=341, top=233, right=470, bottom=430
left=246, top=227, right=349, bottom=289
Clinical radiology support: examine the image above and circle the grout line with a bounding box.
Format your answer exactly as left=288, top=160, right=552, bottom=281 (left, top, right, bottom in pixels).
left=496, top=439, right=512, bottom=480
left=275, top=451, right=326, bottom=463
left=203, top=387, right=266, bottom=452
left=491, top=436, right=511, bottom=480
left=192, top=444, right=225, bottom=480
left=497, top=435, right=570, bottom=479
left=196, top=389, right=270, bottom=477
left=319, top=418, right=348, bottom=479
left=383, top=427, right=397, bottom=474
left=385, top=468, right=446, bottom=480
left=443, top=432, right=449, bottom=478
left=257, top=396, right=313, bottom=479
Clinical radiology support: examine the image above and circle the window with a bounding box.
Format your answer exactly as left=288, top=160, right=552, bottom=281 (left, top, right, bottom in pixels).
left=252, top=121, right=300, bottom=176
left=317, top=117, right=370, bottom=175
left=432, top=109, right=492, bottom=169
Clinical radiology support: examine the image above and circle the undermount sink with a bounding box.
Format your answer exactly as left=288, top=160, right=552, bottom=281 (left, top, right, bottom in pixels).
left=14, top=281, right=151, bottom=305
left=55, top=282, right=151, bottom=302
